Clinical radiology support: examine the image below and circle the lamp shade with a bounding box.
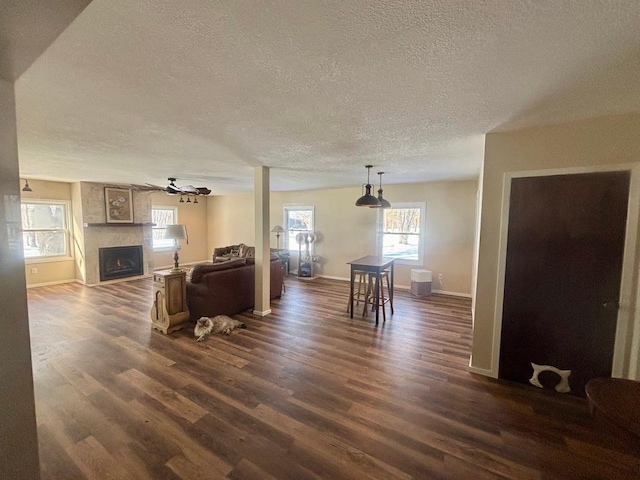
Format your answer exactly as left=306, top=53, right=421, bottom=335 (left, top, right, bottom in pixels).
left=369, top=171, right=391, bottom=208
left=164, top=224, right=188, bottom=242
left=271, top=225, right=285, bottom=233
left=355, top=165, right=382, bottom=207
left=356, top=184, right=381, bottom=207
left=376, top=193, right=391, bottom=209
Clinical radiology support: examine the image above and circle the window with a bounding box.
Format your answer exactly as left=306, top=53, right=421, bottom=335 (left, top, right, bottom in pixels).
left=284, top=206, right=314, bottom=251
left=377, top=202, right=425, bottom=264
left=152, top=207, right=178, bottom=250
left=21, top=201, right=71, bottom=259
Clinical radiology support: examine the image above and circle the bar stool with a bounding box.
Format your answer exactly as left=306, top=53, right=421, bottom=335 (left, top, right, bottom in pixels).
left=363, top=270, right=393, bottom=321
left=347, top=270, right=369, bottom=313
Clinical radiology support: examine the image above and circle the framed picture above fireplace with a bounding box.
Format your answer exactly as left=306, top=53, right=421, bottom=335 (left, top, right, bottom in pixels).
left=105, top=187, right=134, bottom=223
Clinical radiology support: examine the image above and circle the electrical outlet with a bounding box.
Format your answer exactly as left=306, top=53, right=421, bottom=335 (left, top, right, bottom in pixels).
left=31, top=267, right=38, bottom=274
left=438, top=273, right=444, bottom=283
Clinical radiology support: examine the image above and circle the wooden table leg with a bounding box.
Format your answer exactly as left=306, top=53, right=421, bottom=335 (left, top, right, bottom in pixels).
left=374, top=270, right=380, bottom=325
left=390, top=262, right=394, bottom=314
left=349, top=266, right=355, bottom=319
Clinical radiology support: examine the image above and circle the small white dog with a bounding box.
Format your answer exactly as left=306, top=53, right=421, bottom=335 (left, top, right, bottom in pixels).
left=194, top=315, right=246, bottom=341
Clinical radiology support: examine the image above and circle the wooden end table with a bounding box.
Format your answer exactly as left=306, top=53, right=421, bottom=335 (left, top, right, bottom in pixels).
left=150, top=269, right=190, bottom=334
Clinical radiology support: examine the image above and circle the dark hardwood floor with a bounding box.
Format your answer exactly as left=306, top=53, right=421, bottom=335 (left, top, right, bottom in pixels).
left=28, top=276, right=639, bottom=479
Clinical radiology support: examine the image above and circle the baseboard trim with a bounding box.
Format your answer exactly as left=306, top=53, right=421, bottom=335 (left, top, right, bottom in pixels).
left=26, top=278, right=76, bottom=288
left=253, top=309, right=272, bottom=317
left=468, top=358, right=496, bottom=378
left=432, top=289, right=472, bottom=299
left=316, top=275, right=471, bottom=298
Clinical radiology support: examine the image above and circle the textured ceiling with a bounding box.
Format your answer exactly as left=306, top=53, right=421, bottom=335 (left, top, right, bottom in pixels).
left=0, top=0, right=92, bottom=81
left=14, top=0, right=640, bottom=193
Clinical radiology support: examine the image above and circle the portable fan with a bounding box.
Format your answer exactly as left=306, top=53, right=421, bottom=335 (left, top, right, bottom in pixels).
left=295, top=232, right=316, bottom=277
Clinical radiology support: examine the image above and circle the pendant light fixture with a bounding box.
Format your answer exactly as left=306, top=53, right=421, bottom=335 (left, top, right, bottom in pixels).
left=355, top=165, right=381, bottom=207
left=370, top=171, right=391, bottom=208
left=22, top=179, right=32, bottom=192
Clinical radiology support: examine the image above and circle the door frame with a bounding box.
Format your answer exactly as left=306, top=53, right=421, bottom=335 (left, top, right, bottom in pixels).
left=491, top=162, right=640, bottom=380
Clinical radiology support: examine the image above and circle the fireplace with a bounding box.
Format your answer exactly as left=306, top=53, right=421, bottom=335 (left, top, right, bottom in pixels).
left=99, top=245, right=144, bottom=281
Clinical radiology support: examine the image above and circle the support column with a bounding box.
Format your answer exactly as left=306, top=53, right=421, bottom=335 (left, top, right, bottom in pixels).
left=253, top=166, right=271, bottom=316
left=0, top=79, right=41, bottom=479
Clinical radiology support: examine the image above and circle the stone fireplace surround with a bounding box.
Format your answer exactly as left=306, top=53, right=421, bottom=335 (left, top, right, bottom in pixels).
left=73, top=182, right=154, bottom=285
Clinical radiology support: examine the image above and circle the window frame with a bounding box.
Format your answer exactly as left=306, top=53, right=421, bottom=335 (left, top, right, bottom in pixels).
left=21, top=199, right=72, bottom=263
left=376, top=201, right=426, bottom=265
left=283, top=205, right=315, bottom=252
left=152, top=206, right=179, bottom=251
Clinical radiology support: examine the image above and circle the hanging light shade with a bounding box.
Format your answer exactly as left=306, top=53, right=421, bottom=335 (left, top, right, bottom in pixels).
left=370, top=171, right=391, bottom=208
left=22, top=179, right=32, bottom=192
left=355, top=165, right=381, bottom=207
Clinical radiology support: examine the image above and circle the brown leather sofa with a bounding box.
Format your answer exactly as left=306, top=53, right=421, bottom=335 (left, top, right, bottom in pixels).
left=186, top=254, right=283, bottom=320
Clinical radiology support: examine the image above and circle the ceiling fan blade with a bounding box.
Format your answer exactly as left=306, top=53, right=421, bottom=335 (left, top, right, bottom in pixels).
left=179, top=185, right=199, bottom=193
left=166, top=185, right=184, bottom=195
left=132, top=183, right=164, bottom=191
left=195, top=187, right=211, bottom=195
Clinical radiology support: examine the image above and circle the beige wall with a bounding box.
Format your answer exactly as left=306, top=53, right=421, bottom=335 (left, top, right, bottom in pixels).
left=472, top=112, right=640, bottom=376
left=20, top=179, right=77, bottom=286
left=0, top=78, right=41, bottom=479
left=207, top=179, right=477, bottom=295
left=207, top=193, right=255, bottom=256
left=151, top=193, right=209, bottom=268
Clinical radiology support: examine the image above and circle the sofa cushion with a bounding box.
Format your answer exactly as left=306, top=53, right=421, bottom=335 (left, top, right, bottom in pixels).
left=190, top=258, right=246, bottom=283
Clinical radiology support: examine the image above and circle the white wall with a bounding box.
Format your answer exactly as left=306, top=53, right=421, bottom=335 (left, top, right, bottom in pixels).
left=472, top=112, right=640, bottom=378
left=207, top=179, right=478, bottom=296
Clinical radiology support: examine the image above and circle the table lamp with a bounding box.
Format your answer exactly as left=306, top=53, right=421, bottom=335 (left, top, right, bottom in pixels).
left=164, top=224, right=188, bottom=272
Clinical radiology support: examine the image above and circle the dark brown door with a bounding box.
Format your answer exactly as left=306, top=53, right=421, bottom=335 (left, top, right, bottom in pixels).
left=499, top=171, right=630, bottom=395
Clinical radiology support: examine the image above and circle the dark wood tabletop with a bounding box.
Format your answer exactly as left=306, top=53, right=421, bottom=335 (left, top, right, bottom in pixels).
left=585, top=377, right=640, bottom=439
left=347, top=255, right=395, bottom=269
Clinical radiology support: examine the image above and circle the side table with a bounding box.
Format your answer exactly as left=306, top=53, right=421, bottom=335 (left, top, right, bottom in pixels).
left=150, top=269, right=190, bottom=334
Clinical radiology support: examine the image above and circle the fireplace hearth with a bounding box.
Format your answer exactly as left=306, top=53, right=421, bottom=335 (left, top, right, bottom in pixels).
left=99, top=245, right=144, bottom=281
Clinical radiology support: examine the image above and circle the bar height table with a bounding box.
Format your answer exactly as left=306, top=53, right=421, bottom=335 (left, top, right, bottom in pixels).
left=348, top=255, right=395, bottom=325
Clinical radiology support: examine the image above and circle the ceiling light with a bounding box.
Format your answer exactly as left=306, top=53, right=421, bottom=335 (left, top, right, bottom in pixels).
left=355, top=165, right=381, bottom=207
left=22, top=179, right=32, bottom=192
left=370, top=172, right=391, bottom=208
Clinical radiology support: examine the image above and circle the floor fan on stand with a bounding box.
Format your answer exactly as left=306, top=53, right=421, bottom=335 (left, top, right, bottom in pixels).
left=296, top=232, right=315, bottom=277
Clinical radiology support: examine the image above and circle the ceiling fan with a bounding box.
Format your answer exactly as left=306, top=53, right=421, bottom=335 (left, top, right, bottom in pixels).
left=132, top=177, right=211, bottom=196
